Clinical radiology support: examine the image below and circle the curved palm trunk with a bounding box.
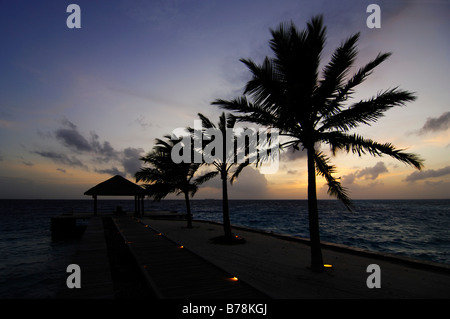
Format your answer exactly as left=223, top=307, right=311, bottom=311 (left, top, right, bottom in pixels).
left=184, top=191, right=193, bottom=228
left=221, top=170, right=232, bottom=239
left=307, top=147, right=324, bottom=272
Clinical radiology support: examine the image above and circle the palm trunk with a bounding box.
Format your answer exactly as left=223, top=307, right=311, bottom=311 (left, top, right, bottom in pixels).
left=184, top=191, right=193, bottom=229
left=221, top=169, right=232, bottom=239
left=307, top=147, right=324, bottom=272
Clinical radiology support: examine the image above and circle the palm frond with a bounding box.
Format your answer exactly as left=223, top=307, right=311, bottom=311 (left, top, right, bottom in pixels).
left=240, top=57, right=285, bottom=112
left=313, top=33, right=360, bottom=114
left=319, top=53, right=392, bottom=119
left=198, top=113, right=216, bottom=129
left=230, top=161, right=251, bottom=184
left=314, top=151, right=352, bottom=210
left=320, top=88, right=417, bottom=132
left=193, top=170, right=219, bottom=185
left=322, top=132, right=424, bottom=170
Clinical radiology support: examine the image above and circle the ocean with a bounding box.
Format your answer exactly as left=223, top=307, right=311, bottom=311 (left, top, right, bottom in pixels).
left=0, top=198, right=449, bottom=298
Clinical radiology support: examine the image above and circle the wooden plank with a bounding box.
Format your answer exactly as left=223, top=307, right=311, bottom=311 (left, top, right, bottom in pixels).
left=113, top=216, right=269, bottom=299
left=57, top=217, right=115, bottom=299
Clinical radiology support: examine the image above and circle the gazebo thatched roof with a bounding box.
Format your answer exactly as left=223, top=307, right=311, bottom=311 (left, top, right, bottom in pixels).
left=84, top=175, right=146, bottom=196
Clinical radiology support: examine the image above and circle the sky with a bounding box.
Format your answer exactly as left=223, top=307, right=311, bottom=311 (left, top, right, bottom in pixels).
left=0, top=0, right=449, bottom=200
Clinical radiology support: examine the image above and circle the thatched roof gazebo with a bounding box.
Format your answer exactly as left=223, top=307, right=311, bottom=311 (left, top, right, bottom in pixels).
left=84, top=175, right=146, bottom=216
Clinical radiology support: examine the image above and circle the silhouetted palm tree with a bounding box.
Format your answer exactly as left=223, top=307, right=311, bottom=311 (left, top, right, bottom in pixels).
left=195, top=112, right=253, bottom=241
left=135, top=135, right=215, bottom=228
left=213, top=16, right=423, bottom=271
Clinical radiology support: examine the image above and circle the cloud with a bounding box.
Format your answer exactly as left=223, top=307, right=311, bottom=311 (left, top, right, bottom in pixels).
left=34, top=119, right=146, bottom=177
left=95, top=167, right=125, bottom=176
left=418, top=111, right=450, bottom=134
left=280, top=148, right=307, bottom=161
left=404, top=165, right=450, bottom=183
left=33, top=151, right=87, bottom=169
left=122, top=147, right=145, bottom=176
left=90, top=133, right=118, bottom=161
left=342, top=162, right=388, bottom=185
left=55, top=126, right=92, bottom=152
left=355, top=162, right=388, bottom=180
left=55, top=120, right=118, bottom=160
left=133, top=115, right=152, bottom=130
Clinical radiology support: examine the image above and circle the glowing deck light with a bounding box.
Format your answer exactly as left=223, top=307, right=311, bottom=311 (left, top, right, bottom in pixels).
left=178, top=245, right=184, bottom=249
left=156, top=233, right=162, bottom=236
left=324, top=264, right=333, bottom=268
left=230, top=276, right=238, bottom=281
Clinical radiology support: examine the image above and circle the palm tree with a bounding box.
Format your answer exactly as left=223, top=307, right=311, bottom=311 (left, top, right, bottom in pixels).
left=213, top=15, right=424, bottom=272
left=195, top=112, right=253, bottom=241
left=135, top=135, right=215, bottom=228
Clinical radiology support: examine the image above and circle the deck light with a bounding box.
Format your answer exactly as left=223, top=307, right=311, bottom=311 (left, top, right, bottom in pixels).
left=324, top=264, right=333, bottom=268
left=230, top=276, right=238, bottom=281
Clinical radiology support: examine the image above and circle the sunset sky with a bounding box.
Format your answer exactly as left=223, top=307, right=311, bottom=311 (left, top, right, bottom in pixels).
left=1, top=0, right=449, bottom=200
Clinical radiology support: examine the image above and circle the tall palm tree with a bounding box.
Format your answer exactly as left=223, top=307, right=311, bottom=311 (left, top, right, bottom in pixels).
left=135, top=135, right=215, bottom=228
left=195, top=112, right=254, bottom=241
left=213, top=16, right=424, bottom=271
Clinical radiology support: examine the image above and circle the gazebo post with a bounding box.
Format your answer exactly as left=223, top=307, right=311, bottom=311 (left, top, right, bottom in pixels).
left=141, top=196, right=144, bottom=217
left=134, top=195, right=138, bottom=217
left=93, top=195, right=97, bottom=216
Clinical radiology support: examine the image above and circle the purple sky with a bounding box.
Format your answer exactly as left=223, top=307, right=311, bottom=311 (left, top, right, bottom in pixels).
left=0, top=0, right=449, bottom=199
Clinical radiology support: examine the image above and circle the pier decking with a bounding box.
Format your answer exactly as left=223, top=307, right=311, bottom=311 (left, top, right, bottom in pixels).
left=113, top=216, right=269, bottom=299
left=58, top=215, right=268, bottom=299
left=57, top=216, right=115, bottom=299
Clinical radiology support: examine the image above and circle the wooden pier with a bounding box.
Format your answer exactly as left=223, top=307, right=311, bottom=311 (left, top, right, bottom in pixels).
left=113, top=216, right=269, bottom=298
left=58, top=215, right=269, bottom=299
left=51, top=214, right=91, bottom=239
left=57, top=216, right=115, bottom=299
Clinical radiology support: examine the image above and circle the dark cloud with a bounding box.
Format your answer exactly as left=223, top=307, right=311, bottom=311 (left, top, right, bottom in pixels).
left=404, top=166, right=450, bottom=183
left=34, top=119, right=146, bottom=177
left=55, top=127, right=92, bottom=152
left=33, top=151, right=87, bottom=169
left=418, top=111, right=450, bottom=134
left=95, top=167, right=125, bottom=176
left=343, top=162, right=388, bottom=185
left=55, top=119, right=92, bottom=152
left=356, top=162, right=388, bottom=180
left=90, top=133, right=118, bottom=160
left=122, top=147, right=145, bottom=176
left=55, top=120, right=118, bottom=159
left=280, top=147, right=307, bottom=161
left=342, top=173, right=356, bottom=185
